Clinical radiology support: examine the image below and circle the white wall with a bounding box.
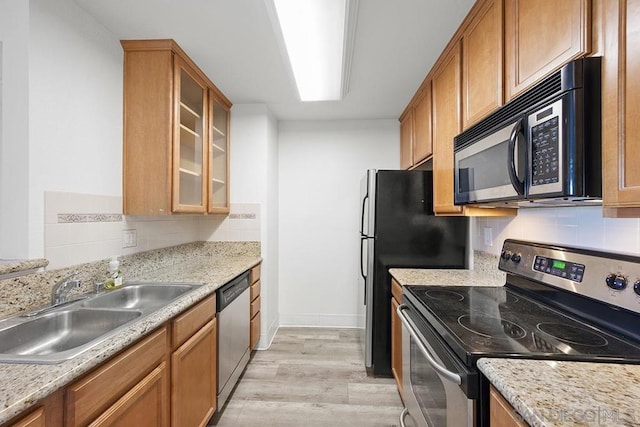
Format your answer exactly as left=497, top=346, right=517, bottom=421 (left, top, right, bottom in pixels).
left=28, top=0, right=124, bottom=259
left=474, top=207, right=640, bottom=256
left=224, top=104, right=279, bottom=348
left=0, top=0, right=30, bottom=259
left=1, top=0, right=213, bottom=266
left=278, top=119, right=399, bottom=327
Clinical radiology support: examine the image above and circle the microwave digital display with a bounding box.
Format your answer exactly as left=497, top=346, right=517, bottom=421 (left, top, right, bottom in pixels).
left=531, top=116, right=560, bottom=186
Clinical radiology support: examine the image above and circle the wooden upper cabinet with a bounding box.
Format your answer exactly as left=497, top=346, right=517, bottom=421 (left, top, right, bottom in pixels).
left=173, top=57, right=208, bottom=213
left=462, top=0, right=504, bottom=129
left=432, top=41, right=464, bottom=215
left=413, top=84, right=434, bottom=163
left=208, top=91, right=231, bottom=214
left=505, top=0, right=591, bottom=100
left=399, top=110, right=414, bottom=169
left=122, top=39, right=232, bottom=215
left=602, top=0, right=640, bottom=217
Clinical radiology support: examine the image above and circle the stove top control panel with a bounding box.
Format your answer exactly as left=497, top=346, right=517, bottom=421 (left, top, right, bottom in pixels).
left=499, top=239, right=640, bottom=315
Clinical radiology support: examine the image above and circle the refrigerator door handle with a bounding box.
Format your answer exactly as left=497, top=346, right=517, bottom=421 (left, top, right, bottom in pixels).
left=360, top=236, right=367, bottom=281
left=360, top=194, right=369, bottom=236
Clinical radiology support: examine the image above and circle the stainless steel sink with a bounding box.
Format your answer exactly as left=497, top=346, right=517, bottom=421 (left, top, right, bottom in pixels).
left=82, top=283, right=199, bottom=310
left=0, top=309, right=141, bottom=357
left=0, top=282, right=203, bottom=364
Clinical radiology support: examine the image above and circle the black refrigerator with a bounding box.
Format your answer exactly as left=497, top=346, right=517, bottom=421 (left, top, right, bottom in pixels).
left=358, top=169, right=469, bottom=376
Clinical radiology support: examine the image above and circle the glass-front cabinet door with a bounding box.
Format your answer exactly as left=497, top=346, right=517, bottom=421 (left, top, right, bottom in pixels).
left=173, top=58, right=207, bottom=213
left=208, top=90, right=230, bottom=213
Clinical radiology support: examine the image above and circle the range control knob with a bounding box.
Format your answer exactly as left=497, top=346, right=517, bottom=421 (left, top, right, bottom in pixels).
left=634, top=280, right=640, bottom=296
left=606, top=274, right=628, bottom=291
left=501, top=251, right=512, bottom=260
left=510, top=253, right=522, bottom=263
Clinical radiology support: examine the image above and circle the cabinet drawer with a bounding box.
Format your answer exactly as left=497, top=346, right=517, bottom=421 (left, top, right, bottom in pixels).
left=171, top=294, right=215, bottom=349
left=65, top=327, right=167, bottom=427
left=250, top=295, right=261, bottom=319
left=250, top=264, right=261, bottom=284
left=391, top=278, right=403, bottom=303
left=250, top=280, right=261, bottom=301
left=250, top=313, right=260, bottom=350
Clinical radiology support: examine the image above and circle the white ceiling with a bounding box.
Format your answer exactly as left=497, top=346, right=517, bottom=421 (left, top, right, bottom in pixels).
left=74, top=0, right=475, bottom=121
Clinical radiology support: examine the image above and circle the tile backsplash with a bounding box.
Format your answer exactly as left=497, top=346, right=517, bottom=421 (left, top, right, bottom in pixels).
left=44, top=191, right=261, bottom=269
left=474, top=206, right=640, bottom=256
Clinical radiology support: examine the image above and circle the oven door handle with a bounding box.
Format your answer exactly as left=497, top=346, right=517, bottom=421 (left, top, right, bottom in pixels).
left=397, top=304, right=462, bottom=385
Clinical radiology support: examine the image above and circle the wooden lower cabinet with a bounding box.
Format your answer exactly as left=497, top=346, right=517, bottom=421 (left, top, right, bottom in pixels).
left=65, top=328, right=168, bottom=426
left=249, top=263, right=262, bottom=350
left=390, top=279, right=403, bottom=398
left=89, top=363, right=168, bottom=427
left=490, top=386, right=529, bottom=427
left=171, top=318, right=217, bottom=427
left=7, top=409, right=45, bottom=427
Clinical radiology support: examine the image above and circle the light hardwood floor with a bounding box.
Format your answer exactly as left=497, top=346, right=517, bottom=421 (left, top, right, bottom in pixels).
left=211, top=327, right=404, bottom=426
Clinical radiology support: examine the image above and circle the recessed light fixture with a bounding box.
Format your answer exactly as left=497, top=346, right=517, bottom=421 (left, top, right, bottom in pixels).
left=267, top=0, right=359, bottom=102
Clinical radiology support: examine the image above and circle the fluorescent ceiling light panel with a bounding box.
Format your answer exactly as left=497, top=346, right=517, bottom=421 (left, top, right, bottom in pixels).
left=273, top=0, right=347, bottom=101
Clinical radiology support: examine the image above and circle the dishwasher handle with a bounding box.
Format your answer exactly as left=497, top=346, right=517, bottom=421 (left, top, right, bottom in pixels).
left=397, top=304, right=462, bottom=385
left=216, top=271, right=250, bottom=312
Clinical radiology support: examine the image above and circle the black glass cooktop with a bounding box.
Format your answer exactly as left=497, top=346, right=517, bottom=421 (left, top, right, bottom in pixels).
left=404, top=285, right=640, bottom=366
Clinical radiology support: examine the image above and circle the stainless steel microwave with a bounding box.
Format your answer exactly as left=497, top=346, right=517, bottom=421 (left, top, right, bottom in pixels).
left=454, top=57, right=602, bottom=207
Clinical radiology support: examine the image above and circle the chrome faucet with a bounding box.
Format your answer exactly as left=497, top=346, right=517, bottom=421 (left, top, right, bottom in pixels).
left=52, top=272, right=82, bottom=305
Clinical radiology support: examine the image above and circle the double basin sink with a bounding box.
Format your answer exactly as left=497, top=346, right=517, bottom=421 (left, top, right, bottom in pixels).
left=0, top=282, right=203, bottom=364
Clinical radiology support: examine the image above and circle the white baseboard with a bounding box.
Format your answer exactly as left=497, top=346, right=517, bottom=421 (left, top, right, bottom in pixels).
left=278, top=313, right=359, bottom=328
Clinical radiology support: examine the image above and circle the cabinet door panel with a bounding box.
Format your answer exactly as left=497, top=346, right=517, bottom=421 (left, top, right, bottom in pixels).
left=208, top=92, right=230, bottom=213
left=603, top=0, right=640, bottom=214
left=463, top=0, right=503, bottom=128
left=413, top=85, right=433, bottom=163
left=390, top=297, right=402, bottom=398
left=8, top=408, right=44, bottom=427
left=432, top=42, right=464, bottom=215
left=489, top=386, right=528, bottom=427
left=171, top=318, right=217, bottom=427
left=173, top=57, right=208, bottom=213
left=505, top=0, right=590, bottom=100
left=400, top=110, right=414, bottom=169
left=89, top=363, right=168, bottom=427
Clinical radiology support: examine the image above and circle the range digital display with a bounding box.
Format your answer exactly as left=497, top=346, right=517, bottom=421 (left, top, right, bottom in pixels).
left=552, top=260, right=566, bottom=270
left=534, top=256, right=585, bottom=282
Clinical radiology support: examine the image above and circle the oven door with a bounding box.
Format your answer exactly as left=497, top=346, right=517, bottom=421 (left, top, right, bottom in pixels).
left=397, top=303, right=476, bottom=427
left=454, top=120, right=526, bottom=205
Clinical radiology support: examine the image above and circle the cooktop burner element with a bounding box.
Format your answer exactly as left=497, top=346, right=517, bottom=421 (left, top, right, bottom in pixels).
left=536, top=323, right=608, bottom=347
left=458, top=315, right=527, bottom=340
left=423, top=289, right=464, bottom=302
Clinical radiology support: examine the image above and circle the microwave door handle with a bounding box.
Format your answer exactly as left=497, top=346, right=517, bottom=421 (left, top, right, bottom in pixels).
left=508, top=120, right=525, bottom=195
left=397, top=304, right=462, bottom=385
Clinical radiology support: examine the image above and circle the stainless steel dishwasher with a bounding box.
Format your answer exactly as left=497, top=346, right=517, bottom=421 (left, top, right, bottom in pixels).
left=216, top=271, right=250, bottom=410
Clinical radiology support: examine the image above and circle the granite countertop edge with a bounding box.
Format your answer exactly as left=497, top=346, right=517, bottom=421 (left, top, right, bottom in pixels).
left=478, top=358, right=640, bottom=427
left=0, top=254, right=261, bottom=424
left=0, top=259, right=48, bottom=276
left=389, top=251, right=506, bottom=288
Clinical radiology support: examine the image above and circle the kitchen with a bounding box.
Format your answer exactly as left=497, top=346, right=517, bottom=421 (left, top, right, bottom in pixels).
left=1, top=0, right=640, bottom=426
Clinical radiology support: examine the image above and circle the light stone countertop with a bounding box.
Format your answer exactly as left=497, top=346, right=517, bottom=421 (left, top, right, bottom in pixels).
left=478, top=358, right=640, bottom=427
left=0, top=259, right=48, bottom=278
left=0, top=245, right=261, bottom=425
left=389, top=251, right=506, bottom=287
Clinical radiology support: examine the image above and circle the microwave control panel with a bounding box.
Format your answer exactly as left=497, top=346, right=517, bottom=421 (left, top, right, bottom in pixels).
left=531, top=115, right=559, bottom=186
left=528, top=97, right=564, bottom=196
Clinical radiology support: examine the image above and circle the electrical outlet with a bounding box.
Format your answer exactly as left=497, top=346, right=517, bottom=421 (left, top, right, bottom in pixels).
left=483, top=227, right=493, bottom=247
left=122, top=229, right=137, bottom=248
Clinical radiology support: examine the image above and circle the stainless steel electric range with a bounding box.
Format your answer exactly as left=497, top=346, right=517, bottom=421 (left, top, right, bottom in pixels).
left=397, top=239, right=640, bottom=427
